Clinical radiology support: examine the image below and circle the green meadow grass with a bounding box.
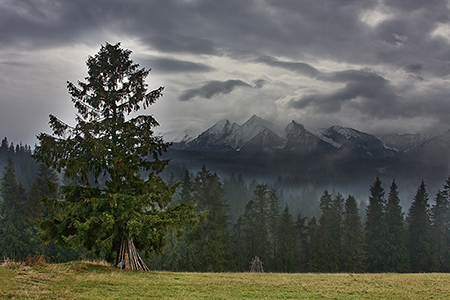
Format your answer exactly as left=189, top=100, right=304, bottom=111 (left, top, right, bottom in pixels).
left=1, top=261, right=450, bottom=299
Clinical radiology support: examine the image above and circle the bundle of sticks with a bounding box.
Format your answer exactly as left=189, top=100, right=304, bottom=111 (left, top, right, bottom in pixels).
left=117, top=239, right=149, bottom=271
left=250, top=256, right=264, bottom=273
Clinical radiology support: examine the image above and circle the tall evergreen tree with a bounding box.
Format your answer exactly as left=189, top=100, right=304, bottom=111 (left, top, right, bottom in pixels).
left=266, top=188, right=281, bottom=270
left=231, top=215, right=248, bottom=271
left=0, top=137, right=8, bottom=154
left=332, top=192, right=345, bottom=267
left=250, top=184, right=271, bottom=264
left=179, top=170, right=194, bottom=204
left=294, top=213, right=309, bottom=272
left=276, top=205, right=296, bottom=272
left=385, top=180, right=409, bottom=272
left=306, top=216, right=319, bottom=272
left=150, top=169, right=198, bottom=271
left=430, top=177, right=450, bottom=272
left=342, top=195, right=366, bottom=272
left=234, top=184, right=273, bottom=270
left=188, top=166, right=231, bottom=271
left=365, top=177, right=387, bottom=272
left=309, top=190, right=342, bottom=272
left=240, top=199, right=258, bottom=261
left=0, top=157, right=37, bottom=260
left=223, top=173, right=250, bottom=223
left=26, top=164, right=59, bottom=221
left=406, top=180, right=432, bottom=272
left=34, top=42, right=198, bottom=269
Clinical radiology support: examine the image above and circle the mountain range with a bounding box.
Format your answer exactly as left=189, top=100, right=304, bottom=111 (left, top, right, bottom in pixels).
left=169, top=115, right=450, bottom=163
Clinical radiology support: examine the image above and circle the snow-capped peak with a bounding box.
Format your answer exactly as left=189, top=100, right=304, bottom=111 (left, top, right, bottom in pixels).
left=240, top=115, right=284, bottom=137
left=178, top=115, right=398, bottom=158
left=329, top=125, right=362, bottom=139
left=161, top=129, right=195, bottom=143
left=209, top=119, right=231, bottom=135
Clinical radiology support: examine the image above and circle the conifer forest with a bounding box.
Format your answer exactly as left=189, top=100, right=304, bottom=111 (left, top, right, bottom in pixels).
left=1, top=137, right=450, bottom=273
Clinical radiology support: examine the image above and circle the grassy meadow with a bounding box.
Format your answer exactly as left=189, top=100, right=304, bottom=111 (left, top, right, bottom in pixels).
left=1, top=261, right=450, bottom=299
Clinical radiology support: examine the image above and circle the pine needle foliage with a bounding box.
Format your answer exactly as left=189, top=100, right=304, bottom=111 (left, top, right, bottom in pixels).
left=365, top=177, right=387, bottom=272
left=406, top=180, right=432, bottom=272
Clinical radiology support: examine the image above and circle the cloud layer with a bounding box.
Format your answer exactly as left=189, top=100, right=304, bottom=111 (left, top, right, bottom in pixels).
left=2, top=0, right=450, bottom=145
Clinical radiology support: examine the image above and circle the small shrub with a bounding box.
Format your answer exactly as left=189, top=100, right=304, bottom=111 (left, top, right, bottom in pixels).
left=24, top=254, right=47, bottom=267
left=1, top=257, right=22, bottom=269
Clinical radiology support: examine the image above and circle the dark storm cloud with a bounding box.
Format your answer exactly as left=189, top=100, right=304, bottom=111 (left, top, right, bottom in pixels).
left=259, top=0, right=450, bottom=77
left=0, top=0, right=107, bottom=48
left=384, top=0, right=445, bottom=12
left=3, top=0, right=450, bottom=76
left=143, top=34, right=218, bottom=56
left=288, top=69, right=400, bottom=116
left=253, top=79, right=268, bottom=89
left=3, top=0, right=450, bottom=143
left=255, top=56, right=321, bottom=78
left=403, top=63, right=423, bottom=75
left=179, top=80, right=252, bottom=101
left=255, top=56, right=401, bottom=116
left=402, top=63, right=425, bottom=81
left=138, top=57, right=214, bottom=74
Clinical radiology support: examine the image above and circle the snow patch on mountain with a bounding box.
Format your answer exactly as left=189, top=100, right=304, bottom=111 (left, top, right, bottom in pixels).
left=160, top=129, right=196, bottom=143
left=330, top=125, right=362, bottom=139
left=230, top=115, right=285, bottom=150
left=376, top=133, right=431, bottom=153
left=166, top=115, right=444, bottom=160
left=313, top=129, right=341, bottom=149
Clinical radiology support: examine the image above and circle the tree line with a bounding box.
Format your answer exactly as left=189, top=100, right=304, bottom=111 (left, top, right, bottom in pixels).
left=1, top=140, right=450, bottom=272
left=151, top=169, right=450, bottom=273
left=0, top=150, right=86, bottom=262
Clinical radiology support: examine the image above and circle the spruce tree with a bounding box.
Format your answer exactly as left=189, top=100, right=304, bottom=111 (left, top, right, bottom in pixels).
left=306, top=216, right=319, bottom=271
left=239, top=199, right=258, bottom=265
left=430, top=178, right=450, bottom=272
left=179, top=170, right=194, bottom=204
left=309, top=190, right=342, bottom=272
left=0, top=137, right=8, bottom=154
left=332, top=192, right=345, bottom=267
left=276, top=205, right=296, bottom=272
left=231, top=215, right=248, bottom=271
left=342, top=195, right=366, bottom=272
left=34, top=42, right=198, bottom=269
left=0, top=157, right=38, bottom=260
left=266, top=188, right=281, bottom=270
left=223, top=173, right=250, bottom=223
left=249, top=184, right=271, bottom=264
left=365, top=177, right=387, bottom=272
left=385, top=180, right=409, bottom=272
left=188, top=166, right=231, bottom=271
left=152, top=169, right=197, bottom=272
left=406, top=180, right=432, bottom=272
left=294, top=213, right=309, bottom=272
left=26, top=164, right=58, bottom=221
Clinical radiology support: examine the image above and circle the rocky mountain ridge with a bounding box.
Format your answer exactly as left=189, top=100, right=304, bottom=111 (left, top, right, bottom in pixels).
left=167, top=115, right=450, bottom=165
left=163, top=116, right=450, bottom=195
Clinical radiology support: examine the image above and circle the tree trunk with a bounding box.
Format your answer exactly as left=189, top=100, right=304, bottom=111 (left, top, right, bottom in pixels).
left=117, top=239, right=149, bottom=271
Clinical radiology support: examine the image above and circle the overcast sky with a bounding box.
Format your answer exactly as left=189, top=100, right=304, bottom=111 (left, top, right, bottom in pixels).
left=2, top=0, right=450, bottom=146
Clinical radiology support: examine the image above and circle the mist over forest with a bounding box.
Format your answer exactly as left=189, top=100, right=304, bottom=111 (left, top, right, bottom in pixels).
left=2, top=133, right=449, bottom=221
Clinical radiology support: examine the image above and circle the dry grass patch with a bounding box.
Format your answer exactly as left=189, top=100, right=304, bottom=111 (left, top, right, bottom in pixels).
left=2, top=262, right=450, bottom=299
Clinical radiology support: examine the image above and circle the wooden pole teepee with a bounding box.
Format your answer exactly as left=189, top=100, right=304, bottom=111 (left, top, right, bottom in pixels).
left=117, top=239, right=149, bottom=271
left=250, top=256, right=264, bottom=273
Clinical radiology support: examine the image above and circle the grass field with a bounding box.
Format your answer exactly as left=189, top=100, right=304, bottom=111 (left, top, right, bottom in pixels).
left=1, top=261, right=450, bottom=299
